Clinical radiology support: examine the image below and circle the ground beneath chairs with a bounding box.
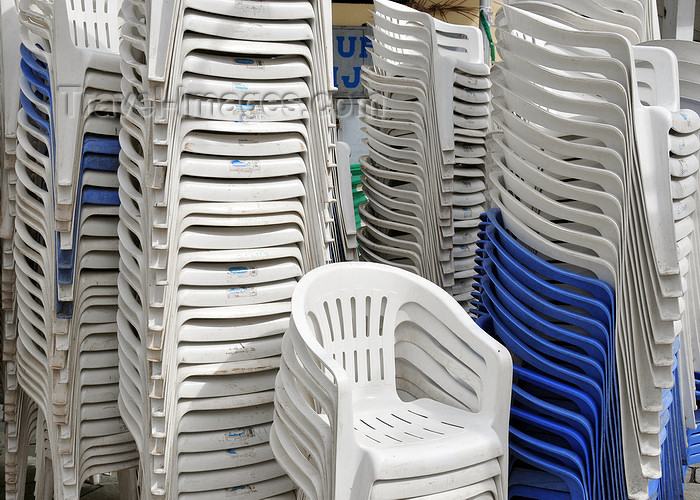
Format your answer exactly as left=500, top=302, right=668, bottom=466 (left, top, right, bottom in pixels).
left=687, top=468, right=700, bottom=499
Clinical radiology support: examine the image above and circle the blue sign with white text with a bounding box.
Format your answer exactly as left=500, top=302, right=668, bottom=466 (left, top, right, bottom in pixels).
left=333, top=26, right=373, bottom=97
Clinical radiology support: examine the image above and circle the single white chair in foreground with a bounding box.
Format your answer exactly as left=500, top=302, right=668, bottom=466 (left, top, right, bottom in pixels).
left=271, top=261, right=512, bottom=500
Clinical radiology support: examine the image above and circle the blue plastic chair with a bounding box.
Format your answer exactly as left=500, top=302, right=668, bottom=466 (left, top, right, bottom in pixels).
left=475, top=243, right=621, bottom=498
left=55, top=136, right=120, bottom=318
left=476, top=259, right=607, bottom=387
left=471, top=208, right=626, bottom=499
left=478, top=210, right=614, bottom=311
left=509, top=433, right=587, bottom=500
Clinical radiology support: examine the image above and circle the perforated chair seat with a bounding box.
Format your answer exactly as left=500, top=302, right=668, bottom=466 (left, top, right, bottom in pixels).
left=353, top=397, right=503, bottom=479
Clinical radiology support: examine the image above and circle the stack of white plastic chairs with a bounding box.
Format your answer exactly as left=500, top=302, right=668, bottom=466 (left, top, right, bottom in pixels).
left=1, top=0, right=29, bottom=496
left=642, top=39, right=700, bottom=390
left=358, top=0, right=490, bottom=306
left=641, top=39, right=700, bottom=474
left=491, top=2, right=698, bottom=497
left=636, top=49, right=700, bottom=437
left=271, top=262, right=512, bottom=499
left=117, top=0, right=335, bottom=497
left=10, top=0, right=139, bottom=497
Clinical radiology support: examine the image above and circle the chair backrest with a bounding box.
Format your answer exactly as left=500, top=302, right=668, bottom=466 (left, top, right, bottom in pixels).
left=294, top=263, right=402, bottom=392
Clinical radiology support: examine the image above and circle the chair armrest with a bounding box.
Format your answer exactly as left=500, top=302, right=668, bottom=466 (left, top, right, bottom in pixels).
left=395, top=280, right=513, bottom=438
left=285, top=313, right=355, bottom=438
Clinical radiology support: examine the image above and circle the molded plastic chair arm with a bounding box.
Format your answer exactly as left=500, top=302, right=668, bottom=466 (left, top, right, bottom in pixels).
left=284, top=332, right=339, bottom=423
left=285, top=321, right=355, bottom=458
left=286, top=321, right=357, bottom=498
left=274, top=364, right=331, bottom=499
left=398, top=282, right=513, bottom=438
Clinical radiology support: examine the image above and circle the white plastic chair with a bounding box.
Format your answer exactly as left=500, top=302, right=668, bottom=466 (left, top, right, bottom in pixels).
left=271, top=262, right=512, bottom=499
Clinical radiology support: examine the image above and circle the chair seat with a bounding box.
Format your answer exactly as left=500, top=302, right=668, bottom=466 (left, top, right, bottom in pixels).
left=353, top=397, right=503, bottom=480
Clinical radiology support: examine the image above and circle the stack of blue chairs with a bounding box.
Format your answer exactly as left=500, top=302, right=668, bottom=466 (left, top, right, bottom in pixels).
left=471, top=208, right=626, bottom=499
left=55, top=133, right=120, bottom=318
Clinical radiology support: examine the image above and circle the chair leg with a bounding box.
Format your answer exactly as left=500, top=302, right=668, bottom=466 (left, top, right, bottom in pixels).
left=118, top=467, right=139, bottom=500
left=347, top=459, right=375, bottom=500
left=34, top=412, right=54, bottom=500
left=4, top=392, right=36, bottom=500
left=35, top=456, right=54, bottom=500
left=496, top=454, right=508, bottom=500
